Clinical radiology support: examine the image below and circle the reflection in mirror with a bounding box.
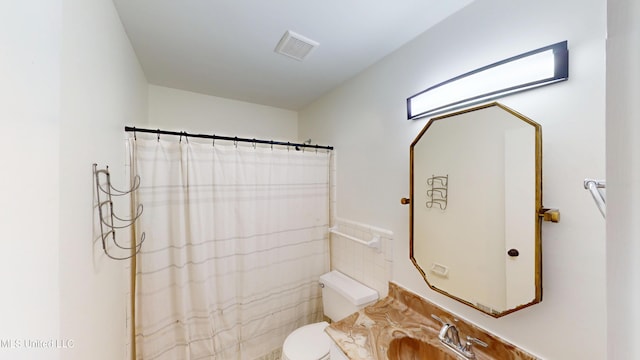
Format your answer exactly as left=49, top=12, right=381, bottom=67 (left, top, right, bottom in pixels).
left=409, top=102, right=542, bottom=317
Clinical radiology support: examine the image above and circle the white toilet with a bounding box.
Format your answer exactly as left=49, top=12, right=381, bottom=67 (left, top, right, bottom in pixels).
left=282, top=270, right=379, bottom=360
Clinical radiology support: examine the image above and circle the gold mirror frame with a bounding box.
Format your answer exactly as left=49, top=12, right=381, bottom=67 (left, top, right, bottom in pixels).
left=407, top=102, right=554, bottom=318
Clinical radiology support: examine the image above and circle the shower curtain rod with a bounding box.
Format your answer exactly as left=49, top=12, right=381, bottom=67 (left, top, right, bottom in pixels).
left=125, top=126, right=333, bottom=150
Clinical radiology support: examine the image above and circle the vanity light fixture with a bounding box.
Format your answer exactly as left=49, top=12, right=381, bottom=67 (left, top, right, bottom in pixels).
left=407, top=41, right=569, bottom=120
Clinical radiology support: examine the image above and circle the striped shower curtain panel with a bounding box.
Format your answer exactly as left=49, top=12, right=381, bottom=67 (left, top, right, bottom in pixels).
left=130, top=136, right=330, bottom=360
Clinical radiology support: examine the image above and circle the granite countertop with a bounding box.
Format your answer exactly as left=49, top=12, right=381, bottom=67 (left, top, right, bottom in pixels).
left=325, top=295, right=483, bottom=360
left=325, top=296, right=441, bottom=359
left=325, top=282, right=537, bottom=360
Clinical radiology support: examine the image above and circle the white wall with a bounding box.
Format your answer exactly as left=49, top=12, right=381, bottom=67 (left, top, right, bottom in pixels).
left=0, top=1, right=145, bottom=359
left=299, top=0, right=606, bottom=358
left=606, top=0, right=640, bottom=359
left=0, top=2, right=62, bottom=359
left=59, top=1, right=148, bottom=360
left=148, top=85, right=298, bottom=141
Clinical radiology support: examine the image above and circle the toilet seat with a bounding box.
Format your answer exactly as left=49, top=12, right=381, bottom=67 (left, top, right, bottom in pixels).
left=282, top=321, right=330, bottom=360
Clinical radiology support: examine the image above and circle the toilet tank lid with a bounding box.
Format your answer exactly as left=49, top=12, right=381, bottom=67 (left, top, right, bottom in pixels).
left=319, top=271, right=379, bottom=306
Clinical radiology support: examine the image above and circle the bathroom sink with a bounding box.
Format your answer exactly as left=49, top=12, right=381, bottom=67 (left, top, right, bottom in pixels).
left=387, top=337, right=457, bottom=360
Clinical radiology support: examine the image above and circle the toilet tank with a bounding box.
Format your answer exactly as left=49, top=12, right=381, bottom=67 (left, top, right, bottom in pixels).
left=319, top=270, right=379, bottom=322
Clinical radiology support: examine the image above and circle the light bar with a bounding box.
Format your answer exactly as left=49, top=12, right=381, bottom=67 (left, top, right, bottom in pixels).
left=407, top=41, right=568, bottom=120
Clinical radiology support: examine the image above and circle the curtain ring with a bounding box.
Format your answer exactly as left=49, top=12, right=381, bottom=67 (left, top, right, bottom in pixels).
left=270, top=141, right=273, bottom=150
left=157, top=129, right=160, bottom=142
left=212, top=135, right=215, bottom=147
left=252, top=138, right=256, bottom=149
left=234, top=137, right=238, bottom=148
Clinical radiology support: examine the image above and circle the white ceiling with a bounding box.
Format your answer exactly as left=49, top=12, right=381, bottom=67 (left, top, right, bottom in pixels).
left=113, top=0, right=473, bottom=110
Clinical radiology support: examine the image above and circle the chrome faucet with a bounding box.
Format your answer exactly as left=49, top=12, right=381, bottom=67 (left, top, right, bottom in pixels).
left=431, top=314, right=488, bottom=359
left=438, top=321, right=461, bottom=347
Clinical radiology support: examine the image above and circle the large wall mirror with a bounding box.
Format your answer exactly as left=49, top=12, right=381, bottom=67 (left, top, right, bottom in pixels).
left=408, top=102, right=549, bottom=317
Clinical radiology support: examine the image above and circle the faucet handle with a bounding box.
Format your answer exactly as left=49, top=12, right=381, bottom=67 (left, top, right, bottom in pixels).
left=466, top=336, right=488, bottom=348
left=431, top=314, right=447, bottom=325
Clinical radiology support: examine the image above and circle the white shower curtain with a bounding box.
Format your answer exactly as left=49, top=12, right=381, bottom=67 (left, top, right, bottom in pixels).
left=130, top=136, right=331, bottom=360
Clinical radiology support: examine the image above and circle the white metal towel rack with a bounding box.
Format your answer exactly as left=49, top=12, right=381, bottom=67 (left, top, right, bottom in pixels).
left=328, top=217, right=394, bottom=252
left=93, top=163, right=145, bottom=260
left=329, top=227, right=381, bottom=251
left=584, top=178, right=606, bottom=218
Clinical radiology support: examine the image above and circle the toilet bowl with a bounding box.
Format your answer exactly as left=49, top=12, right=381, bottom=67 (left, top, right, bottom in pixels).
left=282, top=321, right=330, bottom=360
left=281, top=271, right=378, bottom=360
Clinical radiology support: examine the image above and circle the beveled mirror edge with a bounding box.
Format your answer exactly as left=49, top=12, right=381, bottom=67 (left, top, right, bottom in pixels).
left=408, top=101, right=543, bottom=318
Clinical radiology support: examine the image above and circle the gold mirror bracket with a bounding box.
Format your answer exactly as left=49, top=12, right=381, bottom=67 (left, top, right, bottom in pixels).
left=539, top=208, right=560, bottom=223
left=401, top=197, right=411, bottom=205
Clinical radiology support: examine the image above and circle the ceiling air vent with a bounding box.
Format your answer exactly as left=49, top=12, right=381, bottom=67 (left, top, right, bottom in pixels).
left=274, top=30, right=319, bottom=61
